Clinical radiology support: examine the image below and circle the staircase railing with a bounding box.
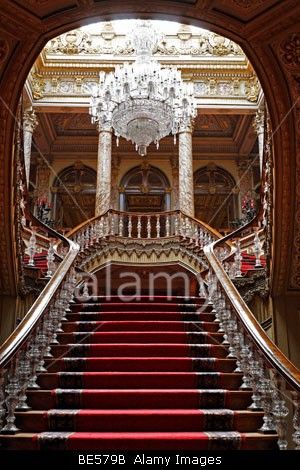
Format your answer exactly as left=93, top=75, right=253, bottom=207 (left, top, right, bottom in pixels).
left=0, top=103, right=80, bottom=433
left=199, top=109, right=300, bottom=449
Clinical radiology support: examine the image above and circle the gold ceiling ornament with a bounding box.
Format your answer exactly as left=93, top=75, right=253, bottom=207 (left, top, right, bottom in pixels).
left=30, top=72, right=45, bottom=100
left=245, top=76, right=260, bottom=102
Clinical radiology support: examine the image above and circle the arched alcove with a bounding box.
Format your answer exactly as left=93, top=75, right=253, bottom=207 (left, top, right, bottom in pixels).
left=52, top=163, right=96, bottom=229
left=194, top=165, right=237, bottom=229
left=119, top=164, right=171, bottom=212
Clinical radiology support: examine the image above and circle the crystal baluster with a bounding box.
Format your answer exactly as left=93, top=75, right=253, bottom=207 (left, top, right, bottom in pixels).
left=45, top=239, right=55, bottom=278
left=147, top=215, right=151, bottom=238
left=174, top=215, right=179, bottom=236
left=166, top=216, right=170, bottom=237
left=291, top=391, right=300, bottom=449
left=254, top=230, right=263, bottom=268
left=0, top=369, right=6, bottom=430
left=239, top=344, right=253, bottom=389
left=258, top=375, right=276, bottom=433
left=156, top=215, right=160, bottom=238
left=15, top=347, right=31, bottom=410
left=137, top=215, right=142, bottom=238
left=248, top=359, right=263, bottom=410
left=27, top=227, right=36, bottom=266
left=273, top=395, right=289, bottom=450
left=128, top=215, right=132, bottom=238
left=234, top=239, right=243, bottom=277
left=119, top=214, right=124, bottom=237
left=1, top=361, right=20, bottom=433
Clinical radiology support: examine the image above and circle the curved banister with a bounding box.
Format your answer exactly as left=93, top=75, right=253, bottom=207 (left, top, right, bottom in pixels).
left=205, top=241, right=300, bottom=391
left=0, top=234, right=79, bottom=369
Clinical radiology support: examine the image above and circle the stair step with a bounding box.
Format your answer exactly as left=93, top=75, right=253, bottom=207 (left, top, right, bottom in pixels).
left=27, top=389, right=253, bottom=410
left=38, top=372, right=242, bottom=390
left=62, top=321, right=219, bottom=333
left=67, top=312, right=216, bottom=322
left=71, top=302, right=206, bottom=312
left=51, top=343, right=228, bottom=358
left=45, top=357, right=236, bottom=372
left=57, top=331, right=224, bottom=344
left=0, top=432, right=278, bottom=451
left=16, top=409, right=263, bottom=433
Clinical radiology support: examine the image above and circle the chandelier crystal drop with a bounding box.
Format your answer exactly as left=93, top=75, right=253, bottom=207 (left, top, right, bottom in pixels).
left=89, top=21, right=197, bottom=156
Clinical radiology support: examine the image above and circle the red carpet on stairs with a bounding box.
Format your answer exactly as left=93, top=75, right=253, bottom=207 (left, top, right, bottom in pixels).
left=0, top=295, right=278, bottom=451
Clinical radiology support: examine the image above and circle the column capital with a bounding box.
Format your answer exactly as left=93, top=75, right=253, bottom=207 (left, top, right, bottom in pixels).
left=96, top=121, right=112, bottom=133
left=253, top=108, right=265, bottom=135
left=178, top=121, right=194, bottom=134
left=23, top=108, right=38, bottom=134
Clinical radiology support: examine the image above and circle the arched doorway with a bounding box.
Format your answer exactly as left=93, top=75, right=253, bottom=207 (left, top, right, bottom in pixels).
left=194, top=165, right=238, bottom=229
left=52, top=163, right=96, bottom=230
left=0, top=2, right=297, bottom=297
left=119, top=163, right=171, bottom=213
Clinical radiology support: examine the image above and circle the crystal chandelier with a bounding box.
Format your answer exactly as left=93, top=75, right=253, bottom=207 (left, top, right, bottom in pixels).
left=89, top=21, right=197, bottom=156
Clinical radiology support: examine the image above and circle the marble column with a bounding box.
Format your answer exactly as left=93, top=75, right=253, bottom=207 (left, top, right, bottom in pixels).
left=23, top=108, right=38, bottom=187
left=178, top=125, right=194, bottom=217
left=95, top=124, right=112, bottom=216
left=170, top=154, right=179, bottom=211
left=253, top=109, right=265, bottom=176
left=111, top=154, right=120, bottom=210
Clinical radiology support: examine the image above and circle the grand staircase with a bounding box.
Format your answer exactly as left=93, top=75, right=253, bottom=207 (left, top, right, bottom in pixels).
left=0, top=294, right=278, bottom=451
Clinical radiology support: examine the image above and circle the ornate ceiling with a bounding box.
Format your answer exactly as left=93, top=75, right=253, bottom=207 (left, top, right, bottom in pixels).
left=26, top=21, right=262, bottom=111
left=0, top=0, right=299, bottom=298
left=32, top=110, right=256, bottom=161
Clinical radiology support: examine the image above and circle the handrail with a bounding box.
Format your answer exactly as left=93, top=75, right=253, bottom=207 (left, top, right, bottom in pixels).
left=67, top=209, right=224, bottom=243
left=0, top=231, right=79, bottom=369
left=205, top=241, right=300, bottom=391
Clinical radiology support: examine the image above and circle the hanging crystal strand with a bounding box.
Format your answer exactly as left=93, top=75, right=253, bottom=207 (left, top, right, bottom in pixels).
left=166, top=215, right=170, bottom=237
left=156, top=214, right=160, bottom=238
left=258, top=371, right=277, bottom=433
left=254, top=229, right=263, bottom=268
left=147, top=215, right=151, bottom=238
left=272, top=373, right=289, bottom=450
left=27, top=227, right=37, bottom=266
left=291, top=391, right=300, bottom=449
left=137, top=215, right=142, bottom=238
left=128, top=215, right=132, bottom=238
left=119, top=214, right=124, bottom=237
left=239, top=343, right=253, bottom=389
left=45, top=238, right=55, bottom=278
left=0, top=369, right=6, bottom=430
left=234, top=238, right=243, bottom=277
left=15, top=346, right=31, bottom=410
left=1, top=359, right=20, bottom=433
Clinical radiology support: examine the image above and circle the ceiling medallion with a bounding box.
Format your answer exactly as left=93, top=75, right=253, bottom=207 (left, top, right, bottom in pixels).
left=89, top=21, right=196, bottom=156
